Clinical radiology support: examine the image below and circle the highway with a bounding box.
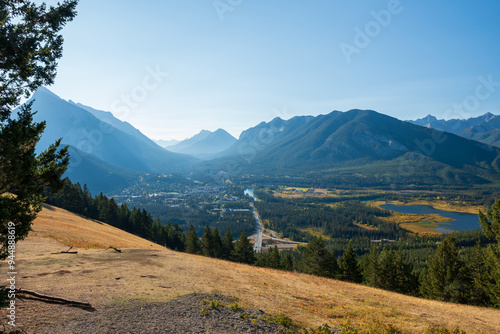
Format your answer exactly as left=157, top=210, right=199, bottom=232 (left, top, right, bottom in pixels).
left=250, top=202, right=263, bottom=252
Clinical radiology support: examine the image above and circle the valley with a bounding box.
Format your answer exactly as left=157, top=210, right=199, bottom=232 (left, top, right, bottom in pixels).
left=8, top=92, right=500, bottom=332
left=3, top=3, right=500, bottom=333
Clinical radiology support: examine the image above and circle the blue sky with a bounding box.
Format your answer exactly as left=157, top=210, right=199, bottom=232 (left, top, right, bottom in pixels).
left=42, top=0, right=500, bottom=140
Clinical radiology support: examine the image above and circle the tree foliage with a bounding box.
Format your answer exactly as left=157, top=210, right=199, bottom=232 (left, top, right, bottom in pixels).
left=0, top=0, right=77, bottom=260
left=420, top=237, right=470, bottom=303
left=479, top=199, right=500, bottom=307
left=300, top=237, right=338, bottom=278
left=338, top=242, right=362, bottom=283
left=232, top=231, right=255, bottom=264
left=185, top=225, right=200, bottom=254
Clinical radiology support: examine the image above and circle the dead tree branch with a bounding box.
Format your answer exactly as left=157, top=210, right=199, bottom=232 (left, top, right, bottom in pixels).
left=11, top=288, right=95, bottom=310
left=106, top=246, right=122, bottom=253
left=51, top=246, right=78, bottom=254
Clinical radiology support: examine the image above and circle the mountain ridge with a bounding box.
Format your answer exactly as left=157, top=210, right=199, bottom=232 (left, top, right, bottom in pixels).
left=203, top=109, right=500, bottom=186
left=22, top=88, right=197, bottom=193
left=409, top=112, right=500, bottom=148
left=167, top=128, right=237, bottom=159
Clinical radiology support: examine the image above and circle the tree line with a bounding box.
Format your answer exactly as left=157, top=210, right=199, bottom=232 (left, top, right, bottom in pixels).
left=43, top=179, right=256, bottom=261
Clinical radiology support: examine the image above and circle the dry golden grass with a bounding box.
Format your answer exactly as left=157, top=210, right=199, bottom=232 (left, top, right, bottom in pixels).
left=8, top=204, right=500, bottom=333
left=32, top=204, right=165, bottom=250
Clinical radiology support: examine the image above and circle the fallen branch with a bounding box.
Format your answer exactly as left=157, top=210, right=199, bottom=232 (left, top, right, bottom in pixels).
left=12, top=288, right=95, bottom=310
left=106, top=246, right=122, bottom=253
left=51, top=246, right=78, bottom=254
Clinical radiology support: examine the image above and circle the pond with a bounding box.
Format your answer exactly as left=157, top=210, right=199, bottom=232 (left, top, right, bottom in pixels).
left=380, top=204, right=481, bottom=232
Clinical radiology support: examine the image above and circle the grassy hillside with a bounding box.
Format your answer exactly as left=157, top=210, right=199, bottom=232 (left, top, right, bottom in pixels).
left=10, top=204, right=500, bottom=333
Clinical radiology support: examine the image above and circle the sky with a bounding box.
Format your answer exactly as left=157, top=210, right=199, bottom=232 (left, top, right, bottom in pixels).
left=40, top=0, right=500, bottom=140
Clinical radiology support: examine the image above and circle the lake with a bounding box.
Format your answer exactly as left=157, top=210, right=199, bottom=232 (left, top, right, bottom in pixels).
left=380, top=204, right=481, bottom=232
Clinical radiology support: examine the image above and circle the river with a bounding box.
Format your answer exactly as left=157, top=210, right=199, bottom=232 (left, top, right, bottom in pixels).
left=244, top=188, right=258, bottom=201
left=381, top=204, right=481, bottom=232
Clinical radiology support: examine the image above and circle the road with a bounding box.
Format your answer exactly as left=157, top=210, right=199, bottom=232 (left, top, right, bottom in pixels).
left=249, top=202, right=263, bottom=252
left=249, top=202, right=307, bottom=252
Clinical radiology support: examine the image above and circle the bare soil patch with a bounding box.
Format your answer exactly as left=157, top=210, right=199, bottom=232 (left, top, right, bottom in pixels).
left=34, top=293, right=294, bottom=334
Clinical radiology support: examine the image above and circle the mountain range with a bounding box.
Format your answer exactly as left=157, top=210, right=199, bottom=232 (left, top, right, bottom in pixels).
left=204, top=110, right=500, bottom=186
left=155, top=139, right=180, bottom=148
left=409, top=113, right=500, bottom=148
left=165, top=129, right=237, bottom=160
left=25, top=88, right=500, bottom=193
left=24, top=88, right=197, bottom=193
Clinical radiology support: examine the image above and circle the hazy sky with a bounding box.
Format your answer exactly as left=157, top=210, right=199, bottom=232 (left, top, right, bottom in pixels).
left=42, top=0, right=500, bottom=140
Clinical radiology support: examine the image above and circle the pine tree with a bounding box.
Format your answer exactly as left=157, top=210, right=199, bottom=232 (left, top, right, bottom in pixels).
left=300, top=237, right=338, bottom=278
left=379, top=248, right=397, bottom=291
left=479, top=199, right=500, bottom=307
left=479, top=199, right=500, bottom=244
left=338, top=242, right=362, bottom=283
left=0, top=0, right=77, bottom=264
left=222, top=227, right=234, bottom=260
left=281, top=252, right=294, bottom=271
left=171, top=223, right=186, bottom=252
left=394, top=248, right=418, bottom=295
left=268, top=246, right=281, bottom=269
left=421, top=237, right=470, bottom=303
left=363, top=244, right=380, bottom=287
left=211, top=227, right=223, bottom=259
left=467, top=242, right=492, bottom=306
left=200, top=225, right=214, bottom=257
left=185, top=225, right=200, bottom=255
left=232, top=231, right=255, bottom=264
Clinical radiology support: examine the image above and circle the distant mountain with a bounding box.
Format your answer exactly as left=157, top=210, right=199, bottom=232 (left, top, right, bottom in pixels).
left=167, top=129, right=237, bottom=160
left=204, top=110, right=500, bottom=187
left=154, top=139, right=180, bottom=148
left=217, top=115, right=315, bottom=158
left=168, top=130, right=212, bottom=152
left=68, top=100, right=159, bottom=149
left=409, top=113, right=500, bottom=148
left=22, top=87, right=197, bottom=192
left=65, top=146, right=140, bottom=194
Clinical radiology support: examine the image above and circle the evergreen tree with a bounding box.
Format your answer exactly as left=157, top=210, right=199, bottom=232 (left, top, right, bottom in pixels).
left=420, top=237, right=470, bottom=303
left=211, top=227, right=223, bottom=259
left=281, top=252, right=294, bottom=271
left=0, top=0, right=77, bottom=264
left=222, top=227, right=234, bottom=260
left=200, top=225, right=214, bottom=257
left=479, top=199, right=500, bottom=306
left=467, top=242, right=492, bottom=306
left=300, top=237, right=338, bottom=278
left=171, top=223, right=186, bottom=252
left=479, top=199, right=500, bottom=244
left=394, top=249, right=418, bottom=295
left=379, top=248, right=398, bottom=291
left=363, top=244, right=380, bottom=287
left=232, top=231, right=255, bottom=264
left=268, top=246, right=281, bottom=269
left=486, top=246, right=500, bottom=307
left=185, top=225, right=200, bottom=255
left=338, top=242, right=362, bottom=283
